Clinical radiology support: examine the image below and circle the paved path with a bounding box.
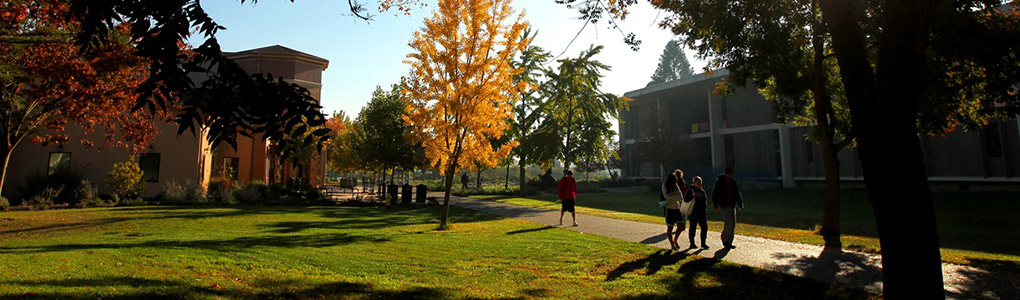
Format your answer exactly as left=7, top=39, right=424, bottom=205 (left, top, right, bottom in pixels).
left=430, top=192, right=1016, bottom=300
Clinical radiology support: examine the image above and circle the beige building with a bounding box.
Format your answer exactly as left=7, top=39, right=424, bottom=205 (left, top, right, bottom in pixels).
left=2, top=45, right=330, bottom=198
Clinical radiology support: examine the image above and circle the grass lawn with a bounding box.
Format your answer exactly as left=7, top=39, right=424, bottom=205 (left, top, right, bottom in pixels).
left=471, top=188, right=1020, bottom=269
left=0, top=206, right=871, bottom=299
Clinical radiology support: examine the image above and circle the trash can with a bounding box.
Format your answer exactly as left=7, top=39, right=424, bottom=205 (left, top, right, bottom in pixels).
left=416, top=184, right=428, bottom=203
left=387, top=183, right=399, bottom=205
left=401, top=184, right=412, bottom=204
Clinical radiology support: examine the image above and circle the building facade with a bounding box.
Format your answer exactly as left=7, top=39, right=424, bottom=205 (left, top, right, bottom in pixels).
left=619, top=69, right=1020, bottom=189
left=2, top=45, right=330, bottom=198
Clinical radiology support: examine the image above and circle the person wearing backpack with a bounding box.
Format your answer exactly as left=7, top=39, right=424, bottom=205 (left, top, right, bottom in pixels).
left=684, top=176, right=709, bottom=249
left=661, top=173, right=685, bottom=250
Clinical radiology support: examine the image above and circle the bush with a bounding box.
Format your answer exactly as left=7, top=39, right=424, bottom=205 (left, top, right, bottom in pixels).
left=233, top=181, right=265, bottom=205
left=73, top=179, right=106, bottom=208
left=16, top=166, right=85, bottom=205
left=117, top=196, right=146, bottom=206
left=160, top=180, right=206, bottom=205
left=106, top=160, right=145, bottom=198
left=0, top=196, right=9, bottom=211
left=26, top=186, right=61, bottom=210
left=207, top=178, right=239, bottom=205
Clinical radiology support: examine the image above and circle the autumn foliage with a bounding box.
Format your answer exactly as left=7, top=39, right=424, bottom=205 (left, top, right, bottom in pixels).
left=0, top=0, right=161, bottom=193
left=403, top=0, right=527, bottom=228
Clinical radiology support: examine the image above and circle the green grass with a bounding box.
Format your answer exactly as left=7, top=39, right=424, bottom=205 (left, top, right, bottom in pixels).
left=471, top=188, right=1020, bottom=269
left=0, top=206, right=871, bottom=299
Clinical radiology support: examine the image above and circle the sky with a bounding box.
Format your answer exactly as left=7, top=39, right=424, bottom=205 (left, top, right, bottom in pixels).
left=194, top=0, right=708, bottom=122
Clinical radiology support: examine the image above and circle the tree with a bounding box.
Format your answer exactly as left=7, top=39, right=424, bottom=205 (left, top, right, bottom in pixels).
left=404, top=0, right=526, bottom=229
left=647, top=39, right=695, bottom=86
left=544, top=45, right=627, bottom=171
left=355, top=84, right=418, bottom=182
left=0, top=0, right=161, bottom=195
left=326, top=111, right=364, bottom=174
left=508, top=29, right=559, bottom=195
left=641, top=0, right=1020, bottom=296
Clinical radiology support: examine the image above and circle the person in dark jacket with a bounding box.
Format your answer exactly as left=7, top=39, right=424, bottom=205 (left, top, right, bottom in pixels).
left=684, top=176, right=709, bottom=249
left=558, top=170, right=578, bottom=226
left=712, top=166, right=743, bottom=249
left=461, top=172, right=469, bottom=190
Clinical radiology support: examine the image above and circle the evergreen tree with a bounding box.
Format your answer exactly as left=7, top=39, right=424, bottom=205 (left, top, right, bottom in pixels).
left=647, top=40, right=695, bottom=86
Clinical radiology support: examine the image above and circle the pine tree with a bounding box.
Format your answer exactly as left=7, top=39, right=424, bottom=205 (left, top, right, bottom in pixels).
left=647, top=40, right=695, bottom=86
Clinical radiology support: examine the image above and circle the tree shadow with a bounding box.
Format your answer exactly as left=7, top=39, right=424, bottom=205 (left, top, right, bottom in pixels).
left=945, top=258, right=1020, bottom=300
left=506, top=225, right=555, bottom=235
left=763, top=246, right=883, bottom=294
left=606, top=250, right=688, bottom=281
left=606, top=257, right=872, bottom=299
left=0, top=275, right=526, bottom=300
left=0, top=232, right=389, bottom=254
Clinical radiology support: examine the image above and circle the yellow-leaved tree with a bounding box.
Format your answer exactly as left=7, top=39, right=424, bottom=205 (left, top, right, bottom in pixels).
left=403, top=0, right=527, bottom=230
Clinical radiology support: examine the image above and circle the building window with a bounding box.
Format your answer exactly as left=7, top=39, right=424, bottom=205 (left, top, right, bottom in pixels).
left=47, top=152, right=71, bottom=175
left=139, top=153, right=161, bottom=182
left=984, top=122, right=1003, bottom=158
left=724, top=135, right=735, bottom=167
left=222, top=157, right=240, bottom=180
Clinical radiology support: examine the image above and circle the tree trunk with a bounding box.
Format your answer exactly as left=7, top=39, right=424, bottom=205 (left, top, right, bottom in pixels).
left=475, top=169, right=482, bottom=190
left=0, top=146, right=10, bottom=197
left=440, top=164, right=455, bottom=230
left=518, top=162, right=527, bottom=196
left=821, top=0, right=944, bottom=297
left=810, top=4, right=842, bottom=241
left=504, top=164, right=510, bottom=191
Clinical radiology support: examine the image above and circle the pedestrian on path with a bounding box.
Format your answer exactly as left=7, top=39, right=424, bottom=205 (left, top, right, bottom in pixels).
left=558, top=170, right=578, bottom=226
left=675, top=169, right=689, bottom=195
left=684, top=176, right=709, bottom=249
left=713, top=166, right=743, bottom=249
left=661, top=173, right=685, bottom=250
left=461, top=173, right=469, bottom=190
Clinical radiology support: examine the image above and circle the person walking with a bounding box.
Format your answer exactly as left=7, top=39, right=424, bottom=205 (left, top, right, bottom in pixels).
left=558, top=170, right=578, bottom=226
left=661, top=173, right=685, bottom=250
left=685, top=176, right=709, bottom=249
left=712, top=166, right=743, bottom=249
left=461, top=172, right=469, bottom=190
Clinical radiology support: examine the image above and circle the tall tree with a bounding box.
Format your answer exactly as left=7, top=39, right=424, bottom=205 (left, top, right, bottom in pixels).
left=355, top=84, right=418, bottom=180
left=0, top=0, right=161, bottom=195
left=640, top=0, right=1020, bottom=296
left=404, top=0, right=526, bottom=229
left=544, top=45, right=627, bottom=171
left=647, top=39, right=695, bottom=86
left=508, top=29, right=559, bottom=195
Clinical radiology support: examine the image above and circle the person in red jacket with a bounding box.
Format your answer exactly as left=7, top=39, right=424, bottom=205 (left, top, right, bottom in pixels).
left=558, top=170, right=578, bottom=226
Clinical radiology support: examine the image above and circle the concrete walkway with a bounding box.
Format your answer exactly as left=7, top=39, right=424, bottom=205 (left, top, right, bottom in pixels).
left=431, top=193, right=1016, bottom=300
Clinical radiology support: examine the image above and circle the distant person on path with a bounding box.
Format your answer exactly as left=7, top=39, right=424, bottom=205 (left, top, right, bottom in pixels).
left=461, top=172, right=469, bottom=190
left=713, top=166, right=743, bottom=249
left=662, top=173, right=685, bottom=250
left=685, top=176, right=709, bottom=249
left=558, top=170, right=578, bottom=226
left=675, top=169, right=689, bottom=195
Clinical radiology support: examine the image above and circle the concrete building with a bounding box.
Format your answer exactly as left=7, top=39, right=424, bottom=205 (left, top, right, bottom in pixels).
left=2, top=45, right=330, bottom=198
left=619, top=69, right=1020, bottom=189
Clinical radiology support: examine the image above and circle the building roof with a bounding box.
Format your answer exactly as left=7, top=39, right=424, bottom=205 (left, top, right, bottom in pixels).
left=223, top=45, right=330, bottom=70
left=623, top=68, right=729, bottom=99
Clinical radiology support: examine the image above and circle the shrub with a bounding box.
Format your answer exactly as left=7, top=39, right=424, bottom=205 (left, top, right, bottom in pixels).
left=160, top=180, right=206, bottom=205
left=73, top=180, right=105, bottom=208
left=106, top=160, right=145, bottom=199
left=26, top=186, right=61, bottom=210
left=117, top=197, right=146, bottom=206
left=207, top=178, right=239, bottom=205
left=0, top=196, right=9, bottom=211
left=16, top=166, right=85, bottom=205
left=234, top=181, right=266, bottom=205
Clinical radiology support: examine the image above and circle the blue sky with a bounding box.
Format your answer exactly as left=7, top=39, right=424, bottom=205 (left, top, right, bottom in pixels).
left=195, top=0, right=707, bottom=122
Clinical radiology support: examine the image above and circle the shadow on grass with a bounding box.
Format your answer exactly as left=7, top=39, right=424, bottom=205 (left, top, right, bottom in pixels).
left=0, top=276, right=525, bottom=300
left=606, top=250, right=688, bottom=281
left=506, top=226, right=555, bottom=235
left=0, top=232, right=390, bottom=254
left=609, top=257, right=872, bottom=300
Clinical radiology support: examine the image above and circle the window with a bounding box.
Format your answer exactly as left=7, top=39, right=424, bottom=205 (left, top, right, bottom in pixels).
left=984, top=122, right=1003, bottom=158
left=724, top=135, right=735, bottom=167
left=139, top=153, right=161, bottom=182
left=222, top=157, right=239, bottom=180
left=47, top=152, right=71, bottom=175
